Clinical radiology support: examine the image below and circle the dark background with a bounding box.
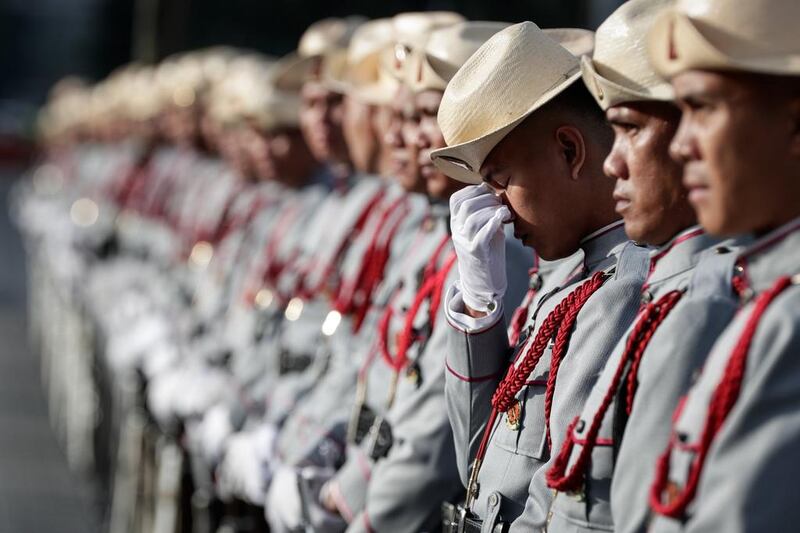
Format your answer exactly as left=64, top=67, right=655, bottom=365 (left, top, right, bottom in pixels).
left=0, top=0, right=624, bottom=126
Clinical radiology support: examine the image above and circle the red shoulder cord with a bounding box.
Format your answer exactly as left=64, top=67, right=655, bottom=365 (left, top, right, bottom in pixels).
left=377, top=235, right=455, bottom=373
left=649, top=275, right=795, bottom=518
left=507, top=253, right=542, bottom=347
left=465, top=270, right=610, bottom=507
left=546, top=289, right=683, bottom=493
left=294, top=188, right=385, bottom=301
left=203, top=184, right=255, bottom=244
left=242, top=204, right=304, bottom=303
left=333, top=195, right=409, bottom=332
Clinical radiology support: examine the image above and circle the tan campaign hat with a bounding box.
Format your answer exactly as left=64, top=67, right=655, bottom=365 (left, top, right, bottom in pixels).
left=322, top=18, right=399, bottom=104
left=407, top=27, right=591, bottom=94
left=582, top=0, right=674, bottom=110
left=388, top=11, right=466, bottom=79
left=647, top=0, right=800, bottom=78
left=405, top=21, right=511, bottom=93
left=544, top=28, right=595, bottom=58
left=431, top=22, right=583, bottom=184
left=274, top=17, right=366, bottom=90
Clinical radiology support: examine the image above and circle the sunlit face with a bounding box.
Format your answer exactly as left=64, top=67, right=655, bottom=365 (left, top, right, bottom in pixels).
left=218, top=125, right=251, bottom=179
left=199, top=111, right=222, bottom=153
left=372, top=103, right=395, bottom=178
left=385, top=85, right=425, bottom=193
left=161, top=105, right=199, bottom=147
left=670, top=70, right=800, bottom=235
left=481, top=116, right=587, bottom=260
left=604, top=101, right=695, bottom=245
left=407, top=89, right=465, bottom=200
left=342, top=95, right=379, bottom=173
left=241, top=122, right=311, bottom=184
left=299, top=81, right=349, bottom=165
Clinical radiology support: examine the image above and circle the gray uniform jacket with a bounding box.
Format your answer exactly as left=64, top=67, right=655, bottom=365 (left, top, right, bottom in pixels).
left=648, top=217, right=800, bottom=533
left=324, top=218, right=532, bottom=533
left=610, top=233, right=750, bottom=533
left=445, top=222, right=650, bottom=532
left=269, top=205, right=446, bottom=465
left=546, top=228, right=747, bottom=532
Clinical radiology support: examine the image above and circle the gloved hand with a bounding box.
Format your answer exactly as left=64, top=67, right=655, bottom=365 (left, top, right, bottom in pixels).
left=450, top=183, right=511, bottom=312
left=216, top=430, right=271, bottom=505
left=266, top=465, right=303, bottom=532
left=199, top=404, right=234, bottom=465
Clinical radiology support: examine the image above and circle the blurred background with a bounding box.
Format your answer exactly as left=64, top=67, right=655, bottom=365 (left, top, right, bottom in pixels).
left=0, top=1, right=622, bottom=532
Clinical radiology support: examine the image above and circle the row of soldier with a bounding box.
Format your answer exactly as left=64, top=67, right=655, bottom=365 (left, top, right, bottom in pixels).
left=13, top=0, right=800, bottom=532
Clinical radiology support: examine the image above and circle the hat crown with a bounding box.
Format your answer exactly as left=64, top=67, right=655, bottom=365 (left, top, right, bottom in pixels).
left=298, top=17, right=365, bottom=58
left=438, top=21, right=580, bottom=148
left=425, top=22, right=510, bottom=79
left=678, top=0, right=800, bottom=57
left=392, top=11, right=466, bottom=49
left=590, top=0, right=673, bottom=100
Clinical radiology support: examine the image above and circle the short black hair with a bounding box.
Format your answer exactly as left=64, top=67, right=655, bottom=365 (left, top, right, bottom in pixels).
left=535, top=80, right=613, bottom=151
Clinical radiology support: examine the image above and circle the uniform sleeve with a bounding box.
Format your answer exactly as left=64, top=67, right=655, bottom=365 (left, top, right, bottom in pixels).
left=684, top=289, right=800, bottom=532
left=444, top=290, right=515, bottom=485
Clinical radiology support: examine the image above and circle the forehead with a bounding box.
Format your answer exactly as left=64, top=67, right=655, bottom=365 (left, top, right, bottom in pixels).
left=670, top=69, right=779, bottom=105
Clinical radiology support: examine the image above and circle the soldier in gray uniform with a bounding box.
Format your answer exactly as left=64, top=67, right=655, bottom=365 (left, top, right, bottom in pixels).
left=302, top=21, right=534, bottom=533
left=639, top=0, right=800, bottom=530
left=429, top=23, right=652, bottom=532
left=541, top=1, right=750, bottom=531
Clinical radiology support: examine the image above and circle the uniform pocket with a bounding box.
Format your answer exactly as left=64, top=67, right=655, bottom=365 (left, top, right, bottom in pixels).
left=493, top=380, right=548, bottom=460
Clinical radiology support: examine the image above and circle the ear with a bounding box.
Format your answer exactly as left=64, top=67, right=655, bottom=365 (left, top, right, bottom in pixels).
left=555, top=126, right=586, bottom=180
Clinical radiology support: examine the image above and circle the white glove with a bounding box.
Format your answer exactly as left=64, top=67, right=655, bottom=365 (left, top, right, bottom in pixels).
left=199, top=404, right=235, bottom=465
left=450, top=183, right=511, bottom=312
left=266, top=465, right=303, bottom=532
left=216, top=430, right=270, bottom=505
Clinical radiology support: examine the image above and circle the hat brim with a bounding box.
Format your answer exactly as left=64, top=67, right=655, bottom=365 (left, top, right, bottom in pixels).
left=581, top=55, right=672, bottom=111
left=648, top=9, right=800, bottom=79
left=431, top=68, right=582, bottom=184
left=274, top=53, right=317, bottom=91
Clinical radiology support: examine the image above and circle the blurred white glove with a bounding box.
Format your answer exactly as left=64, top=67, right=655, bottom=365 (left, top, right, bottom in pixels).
left=216, top=431, right=270, bottom=505
left=199, top=404, right=234, bottom=465
left=450, top=183, right=511, bottom=312
left=266, top=465, right=303, bottom=532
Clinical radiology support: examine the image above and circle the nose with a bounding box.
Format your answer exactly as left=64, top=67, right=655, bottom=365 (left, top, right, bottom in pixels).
left=385, top=119, right=403, bottom=149
left=669, top=116, right=695, bottom=164
left=603, top=144, right=628, bottom=181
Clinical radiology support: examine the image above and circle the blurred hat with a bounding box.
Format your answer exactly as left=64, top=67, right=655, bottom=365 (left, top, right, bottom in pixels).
left=211, top=55, right=301, bottom=132
left=647, top=0, right=800, bottom=78
left=431, top=22, right=582, bottom=184
left=274, top=16, right=366, bottom=90
left=388, top=11, right=465, bottom=80
left=405, top=21, right=511, bottom=93
left=322, top=18, right=399, bottom=104
left=543, top=28, right=595, bottom=57
left=581, top=0, right=674, bottom=110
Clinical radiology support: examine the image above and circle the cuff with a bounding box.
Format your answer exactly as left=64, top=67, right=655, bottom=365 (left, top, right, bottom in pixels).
left=445, top=281, right=504, bottom=333
left=330, top=445, right=373, bottom=522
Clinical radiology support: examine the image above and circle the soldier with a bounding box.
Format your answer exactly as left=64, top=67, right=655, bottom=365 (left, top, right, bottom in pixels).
left=541, top=1, right=751, bottom=531
left=429, top=22, right=652, bottom=531
left=261, top=14, right=473, bottom=532
left=640, top=0, right=800, bottom=530
left=308, top=21, right=537, bottom=533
